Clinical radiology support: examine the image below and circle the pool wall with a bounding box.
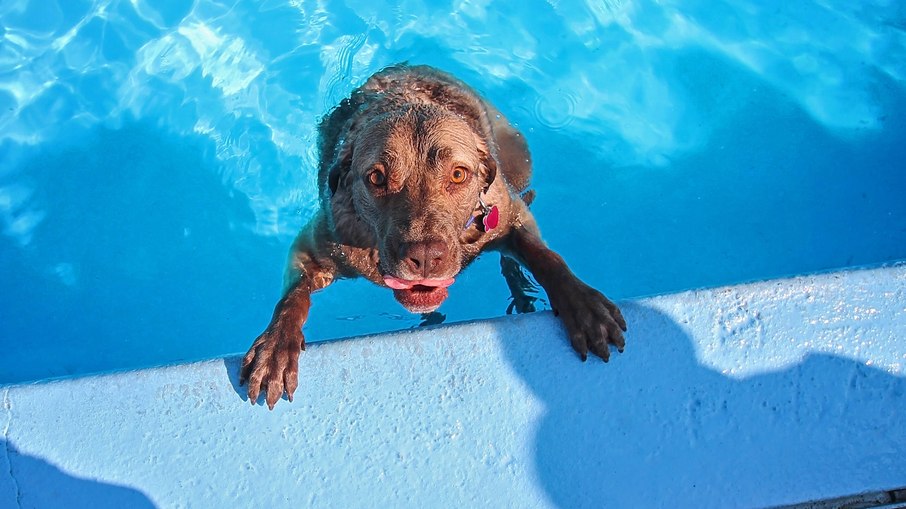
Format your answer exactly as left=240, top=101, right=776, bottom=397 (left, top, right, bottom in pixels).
left=2, top=265, right=905, bottom=508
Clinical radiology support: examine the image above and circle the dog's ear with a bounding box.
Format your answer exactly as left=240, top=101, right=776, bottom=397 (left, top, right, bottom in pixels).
left=327, top=144, right=353, bottom=196
left=480, top=151, right=498, bottom=193
left=474, top=133, right=498, bottom=194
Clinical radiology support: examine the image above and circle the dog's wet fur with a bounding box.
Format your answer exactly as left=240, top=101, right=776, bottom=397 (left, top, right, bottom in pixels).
left=241, top=64, right=626, bottom=409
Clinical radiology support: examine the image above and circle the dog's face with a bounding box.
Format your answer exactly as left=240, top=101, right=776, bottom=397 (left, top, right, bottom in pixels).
left=331, top=105, right=497, bottom=313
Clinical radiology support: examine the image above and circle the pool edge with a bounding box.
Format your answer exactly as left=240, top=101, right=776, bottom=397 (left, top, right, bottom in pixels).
left=2, top=264, right=904, bottom=508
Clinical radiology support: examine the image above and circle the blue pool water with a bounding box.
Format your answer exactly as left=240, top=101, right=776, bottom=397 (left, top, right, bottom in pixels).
left=1, top=0, right=905, bottom=384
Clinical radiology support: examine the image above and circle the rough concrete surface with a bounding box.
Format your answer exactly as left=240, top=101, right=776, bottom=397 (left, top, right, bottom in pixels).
left=1, top=266, right=904, bottom=508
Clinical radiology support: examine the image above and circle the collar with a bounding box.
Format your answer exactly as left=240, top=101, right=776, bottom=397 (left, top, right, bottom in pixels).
left=463, top=193, right=499, bottom=232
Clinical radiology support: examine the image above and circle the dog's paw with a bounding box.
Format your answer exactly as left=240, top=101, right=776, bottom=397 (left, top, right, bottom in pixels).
left=239, top=326, right=304, bottom=409
left=549, top=279, right=627, bottom=362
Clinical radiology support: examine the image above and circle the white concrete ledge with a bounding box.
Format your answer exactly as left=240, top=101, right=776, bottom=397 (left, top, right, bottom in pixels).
left=2, top=266, right=905, bottom=508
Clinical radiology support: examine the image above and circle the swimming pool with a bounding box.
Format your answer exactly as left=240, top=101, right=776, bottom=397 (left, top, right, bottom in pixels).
left=1, top=0, right=905, bottom=384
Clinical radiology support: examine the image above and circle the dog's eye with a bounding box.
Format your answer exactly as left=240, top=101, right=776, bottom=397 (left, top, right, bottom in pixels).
left=368, top=168, right=387, bottom=187
left=450, top=166, right=468, bottom=184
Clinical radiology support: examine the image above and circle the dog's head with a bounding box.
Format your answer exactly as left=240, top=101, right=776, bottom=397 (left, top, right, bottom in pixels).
left=328, top=104, right=500, bottom=313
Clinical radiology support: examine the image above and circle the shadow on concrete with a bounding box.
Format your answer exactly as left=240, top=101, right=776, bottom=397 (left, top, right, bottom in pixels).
left=502, top=302, right=906, bottom=508
left=1, top=439, right=156, bottom=508
left=222, top=355, right=251, bottom=404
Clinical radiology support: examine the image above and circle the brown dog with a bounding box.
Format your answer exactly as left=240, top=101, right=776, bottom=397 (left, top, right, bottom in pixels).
left=240, top=64, right=626, bottom=409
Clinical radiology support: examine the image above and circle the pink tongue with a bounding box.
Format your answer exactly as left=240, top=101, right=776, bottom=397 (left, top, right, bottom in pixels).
left=383, top=276, right=455, bottom=290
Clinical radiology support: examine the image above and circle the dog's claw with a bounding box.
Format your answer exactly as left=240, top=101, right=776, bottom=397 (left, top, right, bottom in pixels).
left=550, top=278, right=626, bottom=363
left=241, top=326, right=303, bottom=409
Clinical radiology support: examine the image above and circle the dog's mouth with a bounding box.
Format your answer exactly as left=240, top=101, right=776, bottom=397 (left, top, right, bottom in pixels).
left=384, top=276, right=454, bottom=313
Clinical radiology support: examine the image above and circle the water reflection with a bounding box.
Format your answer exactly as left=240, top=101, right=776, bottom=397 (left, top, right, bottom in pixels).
left=1, top=0, right=904, bottom=381
left=2, top=0, right=903, bottom=243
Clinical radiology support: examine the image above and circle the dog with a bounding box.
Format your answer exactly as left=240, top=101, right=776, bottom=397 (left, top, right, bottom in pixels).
left=240, top=64, right=626, bottom=409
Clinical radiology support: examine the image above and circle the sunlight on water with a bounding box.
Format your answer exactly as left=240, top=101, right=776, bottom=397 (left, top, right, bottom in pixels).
left=1, top=0, right=904, bottom=382
left=2, top=0, right=903, bottom=244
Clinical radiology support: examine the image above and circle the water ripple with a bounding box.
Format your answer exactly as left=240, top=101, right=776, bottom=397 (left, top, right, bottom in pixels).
left=532, top=90, right=577, bottom=130
left=1, top=0, right=904, bottom=245
left=321, top=32, right=370, bottom=110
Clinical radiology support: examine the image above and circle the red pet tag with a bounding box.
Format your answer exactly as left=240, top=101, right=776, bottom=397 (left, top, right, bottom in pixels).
left=463, top=194, right=498, bottom=233
left=483, top=205, right=499, bottom=231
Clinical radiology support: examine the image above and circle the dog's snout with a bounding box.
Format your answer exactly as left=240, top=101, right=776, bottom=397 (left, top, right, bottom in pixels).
left=401, top=239, right=449, bottom=277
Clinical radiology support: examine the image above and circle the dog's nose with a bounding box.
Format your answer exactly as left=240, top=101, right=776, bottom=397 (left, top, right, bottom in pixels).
left=401, top=240, right=449, bottom=277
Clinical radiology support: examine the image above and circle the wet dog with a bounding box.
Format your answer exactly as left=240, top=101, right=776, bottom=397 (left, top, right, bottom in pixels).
left=241, top=64, right=626, bottom=408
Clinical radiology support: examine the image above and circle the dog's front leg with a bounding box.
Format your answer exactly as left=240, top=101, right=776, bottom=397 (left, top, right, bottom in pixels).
left=506, top=222, right=627, bottom=362
left=241, top=221, right=337, bottom=409
left=240, top=277, right=312, bottom=409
